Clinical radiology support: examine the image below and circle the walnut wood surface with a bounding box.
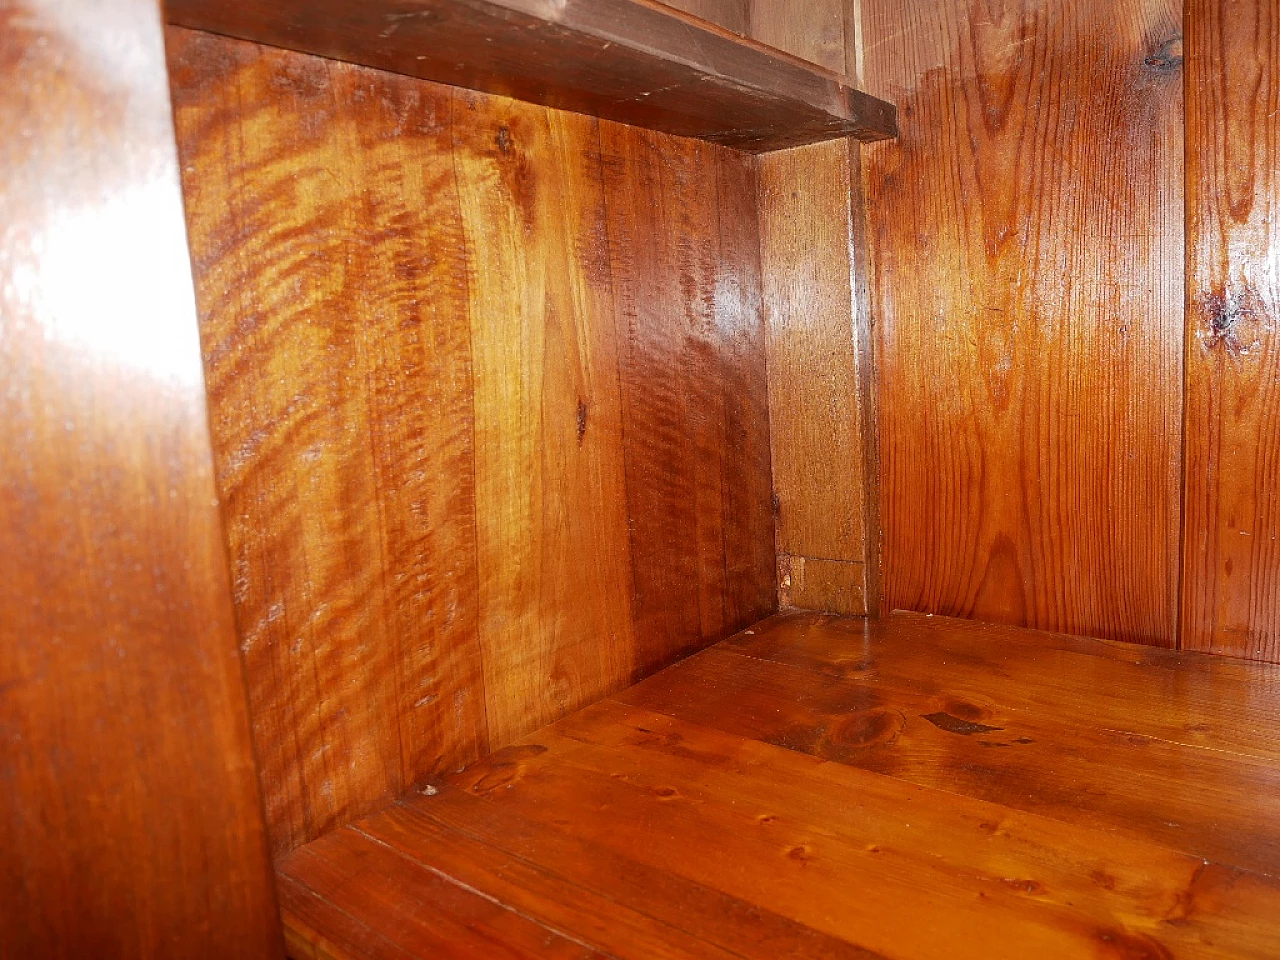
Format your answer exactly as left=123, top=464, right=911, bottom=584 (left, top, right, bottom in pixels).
left=860, top=0, right=1185, bottom=645
left=280, top=611, right=1280, bottom=959
left=163, top=0, right=897, bottom=153
left=0, top=2, right=280, bottom=955
left=168, top=30, right=775, bottom=856
left=1182, top=0, right=1280, bottom=661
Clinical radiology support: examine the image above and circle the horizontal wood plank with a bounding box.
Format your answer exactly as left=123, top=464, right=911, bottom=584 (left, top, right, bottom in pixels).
left=164, top=0, right=896, bottom=153
left=278, top=613, right=1280, bottom=959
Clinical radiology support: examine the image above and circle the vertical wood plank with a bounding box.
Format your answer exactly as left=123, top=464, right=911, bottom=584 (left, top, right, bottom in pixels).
left=660, top=0, right=750, bottom=35
left=758, top=141, right=868, bottom=614
left=453, top=91, right=637, bottom=747
left=750, top=0, right=876, bottom=615
left=169, top=32, right=489, bottom=854
left=749, top=0, right=847, bottom=73
left=713, top=148, right=779, bottom=631
left=603, top=124, right=775, bottom=672
left=1183, top=0, right=1280, bottom=661
left=0, top=4, right=280, bottom=955
left=861, top=0, right=1184, bottom=644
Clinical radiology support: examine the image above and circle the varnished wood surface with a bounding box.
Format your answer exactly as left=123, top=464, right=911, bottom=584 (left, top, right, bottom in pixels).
left=860, top=0, right=1184, bottom=644
left=168, top=30, right=775, bottom=856
left=0, top=2, right=280, bottom=956
left=281, top=611, right=1280, bottom=959
left=163, top=0, right=897, bottom=152
left=1183, top=0, right=1280, bottom=661
left=748, top=0, right=881, bottom=616
left=759, top=141, right=869, bottom=613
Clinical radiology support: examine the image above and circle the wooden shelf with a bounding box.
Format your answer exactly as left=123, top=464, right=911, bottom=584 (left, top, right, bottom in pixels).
left=278, top=610, right=1280, bottom=959
left=165, top=0, right=897, bottom=153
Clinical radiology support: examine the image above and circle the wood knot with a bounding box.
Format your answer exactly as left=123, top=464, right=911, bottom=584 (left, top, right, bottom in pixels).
left=1143, top=36, right=1183, bottom=72
left=461, top=743, right=547, bottom=795
left=922, top=711, right=1003, bottom=736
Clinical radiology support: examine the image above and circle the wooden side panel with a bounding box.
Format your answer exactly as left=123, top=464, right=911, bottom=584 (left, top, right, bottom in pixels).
left=170, top=31, right=775, bottom=849
left=168, top=31, right=489, bottom=854
left=454, top=91, right=637, bottom=746
left=861, top=0, right=1185, bottom=644
left=0, top=4, right=280, bottom=956
left=1183, top=0, right=1280, bottom=661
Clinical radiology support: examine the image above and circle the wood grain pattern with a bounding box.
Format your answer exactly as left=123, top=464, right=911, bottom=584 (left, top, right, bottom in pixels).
left=861, top=0, right=1185, bottom=644
left=749, top=0, right=881, bottom=616
left=164, top=0, right=897, bottom=152
left=169, top=31, right=775, bottom=854
left=1183, top=0, right=1280, bottom=661
left=454, top=90, right=637, bottom=745
left=280, top=611, right=1280, bottom=959
left=169, top=30, right=490, bottom=856
left=0, top=4, right=280, bottom=956
left=603, top=124, right=777, bottom=671
left=632, top=614, right=1280, bottom=874
left=749, top=0, right=846, bottom=74
left=758, top=141, right=868, bottom=611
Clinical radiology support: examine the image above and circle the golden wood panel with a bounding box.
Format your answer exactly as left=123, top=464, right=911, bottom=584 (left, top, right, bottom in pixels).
left=861, top=0, right=1184, bottom=644
left=168, top=30, right=775, bottom=854
left=1183, top=0, right=1280, bottom=661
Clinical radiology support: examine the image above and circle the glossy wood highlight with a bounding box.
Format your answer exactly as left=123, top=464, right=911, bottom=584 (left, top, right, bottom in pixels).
left=0, top=3, right=280, bottom=956
left=1183, top=0, right=1280, bottom=661
left=169, top=30, right=490, bottom=856
left=861, top=0, right=1185, bottom=644
left=164, top=0, right=897, bottom=153
left=279, top=612, right=1280, bottom=960
left=168, top=31, right=775, bottom=855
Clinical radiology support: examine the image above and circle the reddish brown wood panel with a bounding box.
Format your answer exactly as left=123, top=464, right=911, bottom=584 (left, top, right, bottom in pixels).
left=168, top=30, right=491, bottom=856
left=1183, top=0, right=1280, bottom=661
left=0, top=4, right=280, bottom=957
left=279, top=612, right=1280, bottom=960
left=861, top=0, right=1185, bottom=644
left=759, top=141, right=869, bottom=613
left=164, top=0, right=897, bottom=152
left=602, top=124, right=776, bottom=672
left=169, top=31, right=775, bottom=853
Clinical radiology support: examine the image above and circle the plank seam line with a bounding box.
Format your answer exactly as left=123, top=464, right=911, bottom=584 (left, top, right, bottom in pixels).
left=350, top=825, right=625, bottom=959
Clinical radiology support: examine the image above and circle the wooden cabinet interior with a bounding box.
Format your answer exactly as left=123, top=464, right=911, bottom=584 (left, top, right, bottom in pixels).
left=8, top=0, right=1280, bottom=954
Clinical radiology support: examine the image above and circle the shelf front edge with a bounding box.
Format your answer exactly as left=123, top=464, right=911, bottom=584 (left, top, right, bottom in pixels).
left=165, top=0, right=899, bottom=152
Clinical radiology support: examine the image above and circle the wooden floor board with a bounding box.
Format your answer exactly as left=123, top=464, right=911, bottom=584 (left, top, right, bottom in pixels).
left=280, top=612, right=1280, bottom=959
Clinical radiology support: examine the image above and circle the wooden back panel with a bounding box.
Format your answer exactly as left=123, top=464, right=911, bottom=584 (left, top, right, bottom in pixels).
left=0, top=1, right=280, bottom=955
left=1183, top=0, right=1280, bottom=661
left=167, top=28, right=775, bottom=856
left=860, top=0, right=1184, bottom=645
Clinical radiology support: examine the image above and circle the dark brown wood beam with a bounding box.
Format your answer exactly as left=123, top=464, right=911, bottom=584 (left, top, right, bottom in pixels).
left=164, top=0, right=897, bottom=152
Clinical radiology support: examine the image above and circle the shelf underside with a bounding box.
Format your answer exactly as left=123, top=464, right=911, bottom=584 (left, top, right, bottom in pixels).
left=165, top=0, right=897, bottom=153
